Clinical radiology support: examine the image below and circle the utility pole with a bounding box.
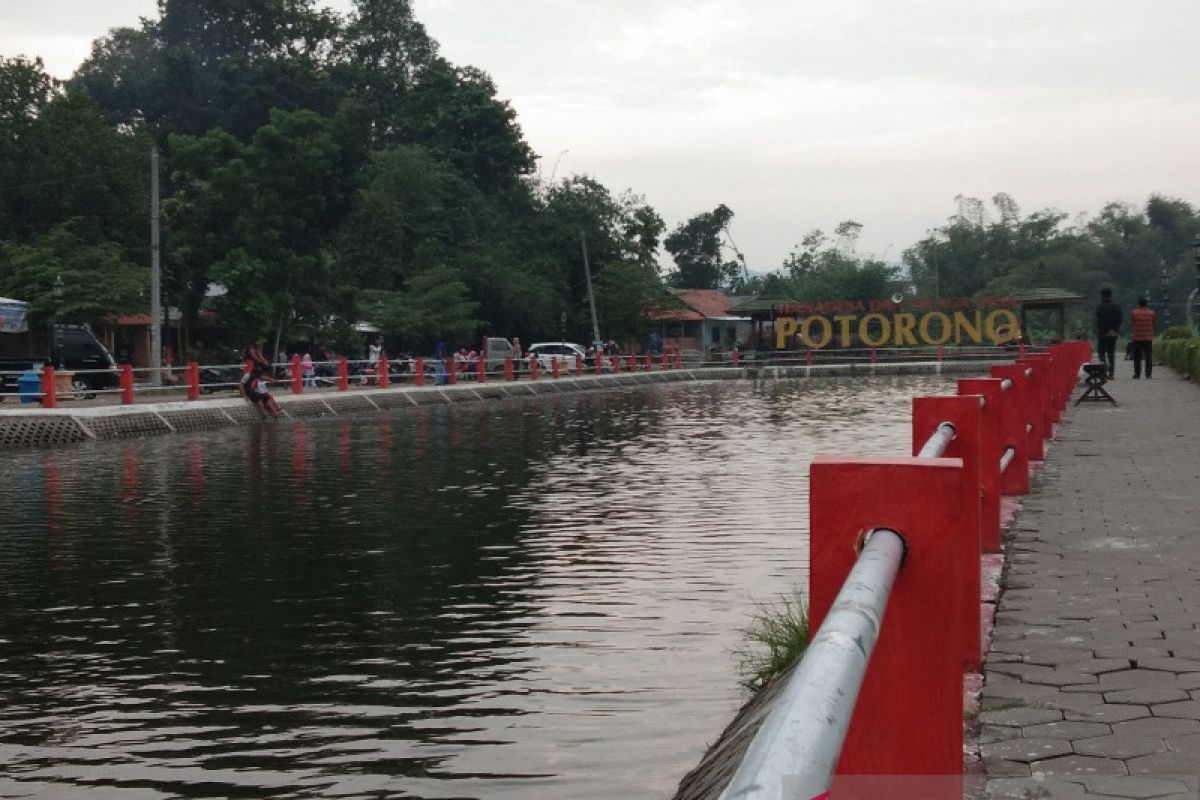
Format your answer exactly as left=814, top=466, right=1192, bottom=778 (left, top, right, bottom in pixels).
left=580, top=231, right=601, bottom=347
left=150, top=146, right=162, bottom=387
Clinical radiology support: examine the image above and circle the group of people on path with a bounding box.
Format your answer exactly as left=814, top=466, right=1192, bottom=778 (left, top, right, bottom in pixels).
left=1094, top=287, right=1158, bottom=380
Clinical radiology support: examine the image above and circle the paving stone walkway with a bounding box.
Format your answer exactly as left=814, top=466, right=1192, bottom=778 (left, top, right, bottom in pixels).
left=979, top=368, right=1200, bottom=799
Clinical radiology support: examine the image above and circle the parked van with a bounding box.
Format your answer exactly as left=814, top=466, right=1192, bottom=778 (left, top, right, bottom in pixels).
left=484, top=337, right=516, bottom=372
left=0, top=323, right=120, bottom=399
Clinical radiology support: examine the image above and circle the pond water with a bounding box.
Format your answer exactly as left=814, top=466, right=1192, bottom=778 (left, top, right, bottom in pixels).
left=0, top=376, right=953, bottom=799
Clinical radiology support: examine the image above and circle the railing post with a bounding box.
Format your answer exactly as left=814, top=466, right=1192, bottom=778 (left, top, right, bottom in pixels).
left=990, top=365, right=1032, bottom=494
left=551, top=358, right=560, bottom=379
left=291, top=354, right=303, bottom=394
left=957, top=378, right=1006, bottom=554
left=674, top=350, right=682, bottom=370
left=504, top=356, right=514, bottom=382
left=661, top=352, right=668, bottom=370
left=187, top=361, right=201, bottom=401
left=731, top=348, right=739, bottom=367
left=415, top=357, right=425, bottom=387
left=613, top=354, right=621, bottom=374
left=806, top=347, right=814, bottom=366
left=810, top=457, right=967, bottom=797
left=937, top=344, right=944, bottom=363
left=119, top=364, right=134, bottom=405
left=1018, top=356, right=1049, bottom=460
left=529, top=357, right=538, bottom=381
left=337, top=357, right=349, bottom=391
left=644, top=353, right=652, bottom=372
left=40, top=366, right=57, bottom=409
left=576, top=353, right=583, bottom=376
left=379, top=356, right=390, bottom=389
left=870, top=346, right=878, bottom=364
left=913, top=396, right=984, bottom=671
left=595, top=354, right=602, bottom=375
left=475, top=357, right=484, bottom=383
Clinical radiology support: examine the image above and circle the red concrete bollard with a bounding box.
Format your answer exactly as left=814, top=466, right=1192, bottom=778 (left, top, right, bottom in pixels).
left=1017, top=357, right=1049, bottom=460
left=529, top=357, right=539, bottom=380
left=870, top=347, right=878, bottom=364
left=731, top=349, right=739, bottom=367
left=576, top=353, right=583, bottom=376
left=448, top=358, right=458, bottom=385
left=937, top=344, right=944, bottom=363
left=912, top=395, right=984, bottom=671
left=595, top=354, right=603, bottom=375
left=806, top=347, right=814, bottom=366
left=810, top=456, right=967, bottom=795
left=337, top=357, right=349, bottom=391
left=989, top=364, right=1031, bottom=496
left=644, top=353, right=652, bottom=372
left=187, top=361, right=201, bottom=401
left=613, top=354, right=620, bottom=374
left=674, top=350, right=682, bottom=370
left=957, top=378, right=1006, bottom=553
left=552, top=358, right=560, bottom=379
left=661, top=352, right=669, bottom=370
left=476, top=357, right=485, bottom=384
left=415, top=357, right=425, bottom=387
left=379, top=356, right=390, bottom=388
left=40, top=366, right=57, bottom=409
left=504, top=357, right=514, bottom=382
left=627, top=354, right=636, bottom=371
left=291, top=354, right=303, bottom=394
left=119, top=364, right=134, bottom=405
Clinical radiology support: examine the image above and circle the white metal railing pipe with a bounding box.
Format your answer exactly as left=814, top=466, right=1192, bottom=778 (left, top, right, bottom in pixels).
left=720, top=528, right=906, bottom=800
left=999, top=446, right=1016, bottom=474
left=916, top=422, right=956, bottom=459
left=1000, top=378, right=1013, bottom=392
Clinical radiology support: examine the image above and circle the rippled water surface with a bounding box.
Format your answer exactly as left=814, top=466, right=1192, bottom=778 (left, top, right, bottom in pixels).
left=0, top=377, right=953, bottom=799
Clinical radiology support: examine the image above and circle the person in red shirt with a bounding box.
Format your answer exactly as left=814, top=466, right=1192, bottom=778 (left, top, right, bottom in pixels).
left=1129, top=297, right=1157, bottom=379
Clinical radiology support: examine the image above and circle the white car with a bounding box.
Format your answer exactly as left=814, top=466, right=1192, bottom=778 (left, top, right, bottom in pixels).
left=527, top=342, right=588, bottom=372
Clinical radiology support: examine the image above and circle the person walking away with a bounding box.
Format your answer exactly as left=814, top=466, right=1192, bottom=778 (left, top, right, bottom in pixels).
left=1129, top=297, right=1157, bottom=379
left=1094, top=287, right=1122, bottom=379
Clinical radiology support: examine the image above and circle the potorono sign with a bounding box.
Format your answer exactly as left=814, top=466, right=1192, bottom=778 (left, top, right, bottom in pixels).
left=773, top=295, right=1021, bottom=350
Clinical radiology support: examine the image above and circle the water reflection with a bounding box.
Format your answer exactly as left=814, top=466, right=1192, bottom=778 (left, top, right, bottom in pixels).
left=0, top=377, right=951, bottom=799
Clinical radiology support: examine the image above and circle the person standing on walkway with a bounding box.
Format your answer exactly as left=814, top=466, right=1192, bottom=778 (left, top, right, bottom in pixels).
left=1130, top=296, right=1157, bottom=379
left=1094, top=287, right=1122, bottom=379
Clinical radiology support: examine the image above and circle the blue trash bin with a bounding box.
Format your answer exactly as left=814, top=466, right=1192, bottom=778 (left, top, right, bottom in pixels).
left=17, top=368, right=42, bottom=404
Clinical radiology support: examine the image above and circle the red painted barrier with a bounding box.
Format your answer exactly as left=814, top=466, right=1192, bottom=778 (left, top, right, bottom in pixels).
left=956, top=377, right=1006, bottom=553
left=291, top=355, right=303, bottom=394
left=415, top=357, right=425, bottom=387
left=476, top=357, right=485, bottom=384
left=806, top=348, right=814, bottom=366
left=731, top=349, right=740, bottom=367
left=595, top=355, right=602, bottom=375
left=187, top=361, right=201, bottom=401
left=40, top=366, right=57, bottom=408
left=504, top=357, right=514, bottom=382
left=627, top=354, right=636, bottom=371
left=120, top=364, right=134, bottom=405
left=674, top=351, right=682, bottom=369
left=529, top=357, right=539, bottom=380
left=661, top=352, right=669, bottom=370
left=613, top=354, right=620, bottom=374
left=448, top=358, right=457, bottom=385
left=1016, top=357, right=1046, bottom=460
left=644, top=354, right=652, bottom=372
left=552, top=359, right=560, bottom=379
left=337, top=357, right=349, bottom=391
left=810, top=456, right=967, bottom=791
left=379, top=357, right=390, bottom=389
left=990, top=364, right=1032, bottom=495
left=937, top=345, right=943, bottom=363
left=870, top=347, right=878, bottom=364
left=576, top=354, right=583, bottom=376
left=912, top=395, right=983, bottom=671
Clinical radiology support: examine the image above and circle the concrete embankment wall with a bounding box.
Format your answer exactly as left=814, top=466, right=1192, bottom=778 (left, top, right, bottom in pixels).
left=0, top=359, right=996, bottom=451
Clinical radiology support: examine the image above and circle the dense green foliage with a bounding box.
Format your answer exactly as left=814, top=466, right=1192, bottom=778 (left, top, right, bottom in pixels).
left=2, top=2, right=1198, bottom=355
left=734, top=592, right=810, bottom=693
left=1156, top=331, right=1200, bottom=383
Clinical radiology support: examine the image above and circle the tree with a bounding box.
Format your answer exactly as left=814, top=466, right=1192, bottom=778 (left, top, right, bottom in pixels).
left=665, top=204, right=743, bottom=291
left=783, top=226, right=900, bottom=302
left=358, top=264, right=480, bottom=347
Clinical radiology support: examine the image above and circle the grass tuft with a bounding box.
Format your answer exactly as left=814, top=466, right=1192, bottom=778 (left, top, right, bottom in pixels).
left=734, top=592, right=810, bottom=693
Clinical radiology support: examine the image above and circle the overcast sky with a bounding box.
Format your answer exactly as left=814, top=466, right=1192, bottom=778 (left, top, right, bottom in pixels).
left=3, top=0, right=1198, bottom=269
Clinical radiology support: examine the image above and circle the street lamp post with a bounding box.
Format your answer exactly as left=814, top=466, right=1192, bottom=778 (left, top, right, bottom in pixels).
left=50, top=274, right=65, bottom=368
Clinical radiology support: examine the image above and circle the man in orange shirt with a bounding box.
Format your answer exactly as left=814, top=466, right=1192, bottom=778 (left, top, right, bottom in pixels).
left=1129, top=297, right=1158, bottom=379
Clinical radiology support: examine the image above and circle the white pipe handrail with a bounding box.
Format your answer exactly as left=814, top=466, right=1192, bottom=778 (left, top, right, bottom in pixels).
left=721, top=529, right=906, bottom=800
left=916, top=422, right=956, bottom=459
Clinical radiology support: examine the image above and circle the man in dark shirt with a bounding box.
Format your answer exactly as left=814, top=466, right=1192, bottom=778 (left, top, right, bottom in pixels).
left=1094, top=287, right=1122, bottom=379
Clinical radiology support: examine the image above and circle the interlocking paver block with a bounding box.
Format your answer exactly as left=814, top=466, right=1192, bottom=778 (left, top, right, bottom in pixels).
left=984, top=776, right=1089, bottom=798
left=1062, top=704, right=1151, bottom=724
left=980, top=707, right=1064, bottom=726
left=1060, top=658, right=1136, bottom=676
left=1142, top=658, right=1200, bottom=674
left=1105, top=687, right=1190, bottom=705
left=1073, top=733, right=1167, bottom=759
left=1023, top=720, right=1111, bottom=740
left=1112, top=717, right=1200, bottom=738
left=1152, top=701, right=1200, bottom=720
left=1077, top=775, right=1192, bottom=798
left=1031, top=754, right=1129, bottom=776
left=982, top=737, right=1074, bottom=763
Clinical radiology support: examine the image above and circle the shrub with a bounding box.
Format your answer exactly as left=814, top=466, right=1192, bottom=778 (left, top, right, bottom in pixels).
left=1162, top=325, right=1194, bottom=340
